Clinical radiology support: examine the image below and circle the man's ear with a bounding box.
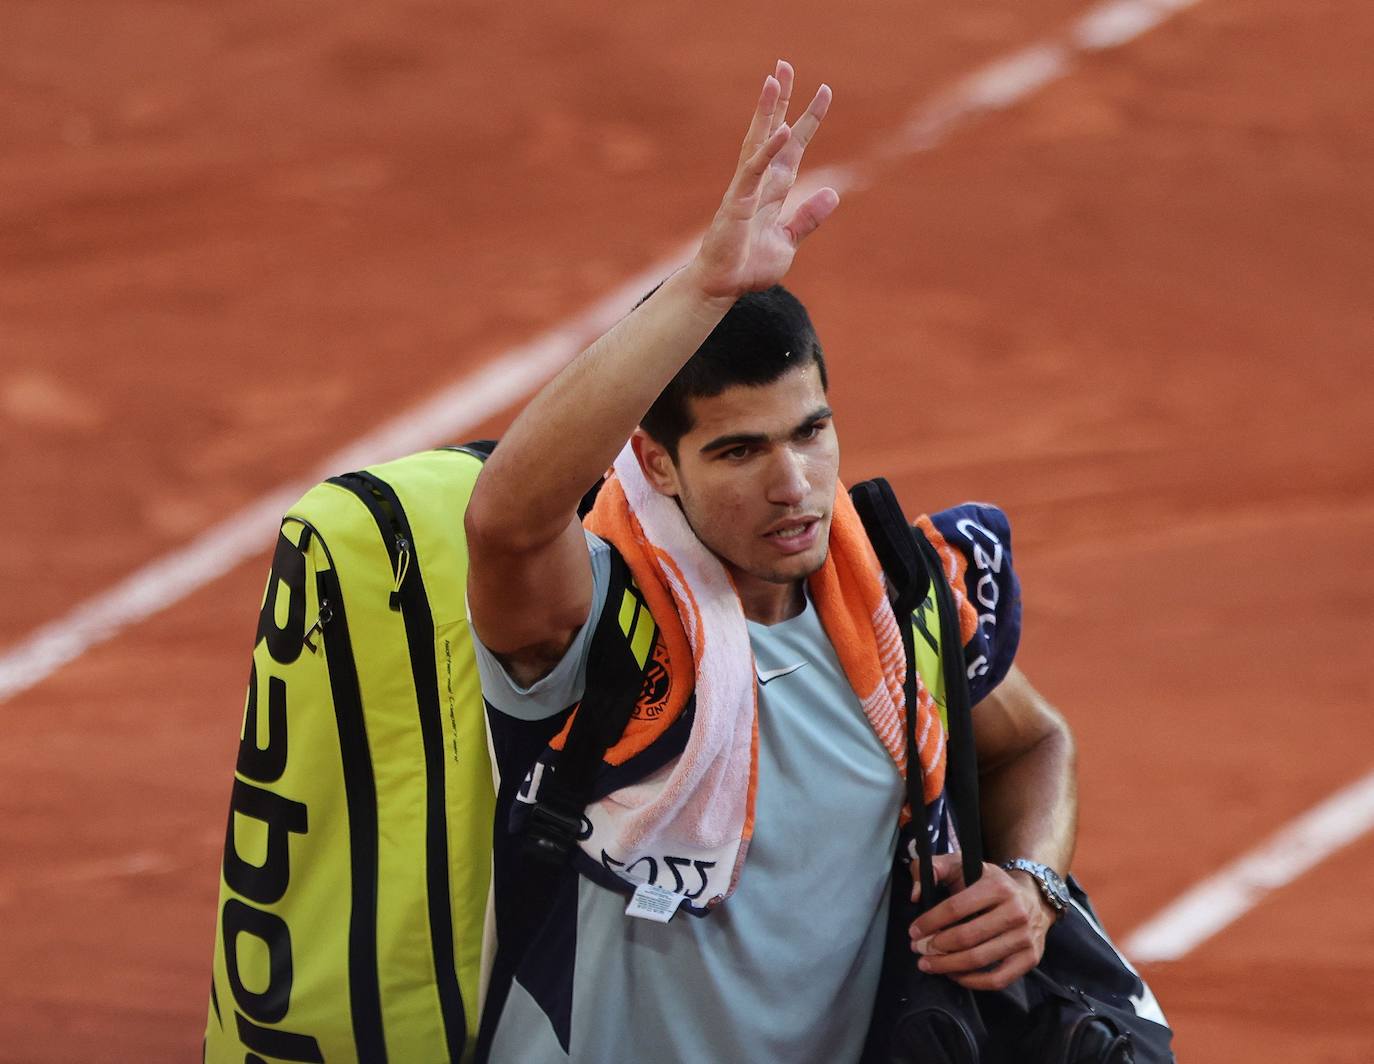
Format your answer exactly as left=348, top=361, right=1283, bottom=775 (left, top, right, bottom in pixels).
left=631, top=429, right=681, bottom=498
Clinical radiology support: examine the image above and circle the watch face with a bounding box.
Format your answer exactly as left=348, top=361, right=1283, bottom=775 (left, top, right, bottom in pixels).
left=1043, top=868, right=1071, bottom=907
left=1009, top=860, right=1070, bottom=909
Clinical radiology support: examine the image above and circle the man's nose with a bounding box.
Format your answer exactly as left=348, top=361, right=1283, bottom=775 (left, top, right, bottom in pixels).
left=766, top=447, right=810, bottom=507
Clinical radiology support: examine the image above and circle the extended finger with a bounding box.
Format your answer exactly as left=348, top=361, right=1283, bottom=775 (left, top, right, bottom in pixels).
left=739, top=74, right=783, bottom=163
left=789, top=82, right=832, bottom=152
left=772, top=83, right=832, bottom=173
left=768, top=60, right=794, bottom=136
left=783, top=186, right=839, bottom=244
left=917, top=926, right=1035, bottom=977
left=728, top=122, right=792, bottom=205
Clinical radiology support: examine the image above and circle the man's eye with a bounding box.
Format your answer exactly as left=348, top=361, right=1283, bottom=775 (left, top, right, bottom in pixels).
left=722, top=445, right=752, bottom=460
left=797, top=421, right=827, bottom=441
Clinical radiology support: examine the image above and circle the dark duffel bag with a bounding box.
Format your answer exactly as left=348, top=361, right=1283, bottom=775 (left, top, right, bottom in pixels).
left=852, top=479, right=1175, bottom=1064
left=883, top=876, right=1172, bottom=1064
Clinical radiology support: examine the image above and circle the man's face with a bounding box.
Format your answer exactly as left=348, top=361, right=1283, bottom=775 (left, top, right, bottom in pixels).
left=639, top=362, right=839, bottom=594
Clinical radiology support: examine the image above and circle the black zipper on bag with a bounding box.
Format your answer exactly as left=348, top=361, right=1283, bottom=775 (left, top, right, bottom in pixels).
left=255, top=517, right=385, bottom=1058
left=314, top=559, right=388, bottom=1062
left=328, top=472, right=468, bottom=1064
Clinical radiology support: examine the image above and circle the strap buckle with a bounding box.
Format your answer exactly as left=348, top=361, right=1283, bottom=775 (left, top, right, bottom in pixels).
left=522, top=800, right=585, bottom=867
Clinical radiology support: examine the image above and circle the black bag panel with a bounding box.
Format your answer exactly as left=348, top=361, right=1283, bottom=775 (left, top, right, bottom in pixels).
left=872, top=878, right=1175, bottom=1064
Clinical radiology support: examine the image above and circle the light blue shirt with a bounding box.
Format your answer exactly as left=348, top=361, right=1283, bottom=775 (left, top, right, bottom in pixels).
left=473, top=533, right=904, bottom=1063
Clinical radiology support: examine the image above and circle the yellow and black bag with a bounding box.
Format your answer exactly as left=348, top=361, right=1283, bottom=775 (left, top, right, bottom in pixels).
left=206, top=440, right=651, bottom=1063
left=206, top=443, right=505, bottom=1063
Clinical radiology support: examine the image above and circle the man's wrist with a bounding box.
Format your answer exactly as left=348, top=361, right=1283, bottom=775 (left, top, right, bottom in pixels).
left=1002, top=858, right=1070, bottom=923
left=676, top=259, right=744, bottom=317
left=1008, top=868, right=1060, bottom=924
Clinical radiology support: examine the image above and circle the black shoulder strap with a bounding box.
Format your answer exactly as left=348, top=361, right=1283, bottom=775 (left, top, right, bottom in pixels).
left=521, top=547, right=648, bottom=866
left=850, top=478, right=984, bottom=892
left=850, top=480, right=929, bottom=618
left=446, top=438, right=645, bottom=866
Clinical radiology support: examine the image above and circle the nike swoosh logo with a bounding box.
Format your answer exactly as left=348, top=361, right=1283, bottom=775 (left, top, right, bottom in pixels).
left=756, top=662, right=808, bottom=685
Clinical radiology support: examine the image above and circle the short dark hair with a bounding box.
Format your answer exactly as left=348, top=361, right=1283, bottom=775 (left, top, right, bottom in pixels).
left=640, top=284, right=827, bottom=461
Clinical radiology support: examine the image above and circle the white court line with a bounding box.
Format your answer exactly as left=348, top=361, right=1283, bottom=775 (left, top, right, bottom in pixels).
left=0, top=0, right=1200, bottom=706
left=0, top=240, right=690, bottom=704
left=5, top=0, right=1338, bottom=977
left=1124, top=768, right=1374, bottom=961
left=898, top=43, right=1072, bottom=152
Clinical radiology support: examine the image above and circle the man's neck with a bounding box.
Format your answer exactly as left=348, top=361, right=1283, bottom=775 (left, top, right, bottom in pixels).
left=733, top=573, right=807, bottom=626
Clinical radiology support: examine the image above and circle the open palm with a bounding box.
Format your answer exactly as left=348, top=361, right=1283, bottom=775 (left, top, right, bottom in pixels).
left=691, top=61, right=840, bottom=300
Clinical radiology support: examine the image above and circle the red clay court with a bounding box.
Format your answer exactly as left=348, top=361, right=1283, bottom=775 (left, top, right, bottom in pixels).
left=2, top=0, right=1372, bottom=1059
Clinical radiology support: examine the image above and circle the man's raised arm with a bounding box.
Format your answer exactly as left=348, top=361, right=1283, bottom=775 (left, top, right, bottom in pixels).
left=464, top=61, right=840, bottom=685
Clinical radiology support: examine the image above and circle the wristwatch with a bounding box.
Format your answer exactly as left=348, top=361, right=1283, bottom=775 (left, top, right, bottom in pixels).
left=1002, top=858, right=1071, bottom=918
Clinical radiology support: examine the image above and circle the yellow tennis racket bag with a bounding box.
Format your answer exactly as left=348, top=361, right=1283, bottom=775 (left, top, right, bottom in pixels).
left=206, top=444, right=500, bottom=1063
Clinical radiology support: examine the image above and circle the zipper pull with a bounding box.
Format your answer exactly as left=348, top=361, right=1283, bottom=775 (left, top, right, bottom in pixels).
left=303, top=599, right=334, bottom=653
left=389, top=534, right=411, bottom=610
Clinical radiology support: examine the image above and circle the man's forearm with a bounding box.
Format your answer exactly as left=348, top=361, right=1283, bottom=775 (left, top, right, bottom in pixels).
left=979, top=726, right=1078, bottom=873
left=467, top=69, right=837, bottom=553
left=468, top=265, right=732, bottom=549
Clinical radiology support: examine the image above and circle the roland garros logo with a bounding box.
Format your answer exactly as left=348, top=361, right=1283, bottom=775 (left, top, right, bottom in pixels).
left=633, top=637, right=672, bottom=720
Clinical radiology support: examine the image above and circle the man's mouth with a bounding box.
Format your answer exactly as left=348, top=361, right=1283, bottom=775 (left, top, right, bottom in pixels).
left=763, top=516, right=822, bottom=553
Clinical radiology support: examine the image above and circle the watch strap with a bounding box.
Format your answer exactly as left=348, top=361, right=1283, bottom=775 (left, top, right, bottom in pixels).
left=1002, top=858, right=1069, bottom=914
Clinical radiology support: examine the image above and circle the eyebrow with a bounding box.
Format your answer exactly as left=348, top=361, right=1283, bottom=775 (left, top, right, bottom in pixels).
left=698, top=406, right=834, bottom=455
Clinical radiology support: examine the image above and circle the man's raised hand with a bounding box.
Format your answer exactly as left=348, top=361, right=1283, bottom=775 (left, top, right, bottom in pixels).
left=688, top=60, right=840, bottom=301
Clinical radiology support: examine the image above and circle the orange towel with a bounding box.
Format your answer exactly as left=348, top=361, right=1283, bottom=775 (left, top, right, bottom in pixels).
left=551, top=443, right=953, bottom=906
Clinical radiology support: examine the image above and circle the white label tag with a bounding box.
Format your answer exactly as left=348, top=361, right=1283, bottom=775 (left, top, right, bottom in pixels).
left=625, top=882, right=684, bottom=923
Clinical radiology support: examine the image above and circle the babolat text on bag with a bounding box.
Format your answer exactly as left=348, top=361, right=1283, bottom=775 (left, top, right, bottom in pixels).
left=206, top=444, right=501, bottom=1064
